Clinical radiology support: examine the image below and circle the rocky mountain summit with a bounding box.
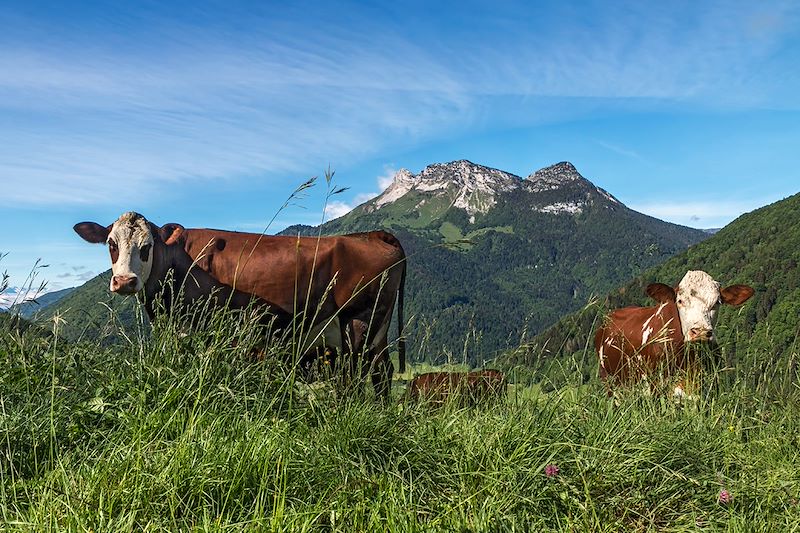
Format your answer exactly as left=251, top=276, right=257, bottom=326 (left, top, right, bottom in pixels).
left=373, top=160, right=521, bottom=218
left=526, top=161, right=620, bottom=204
left=364, top=160, right=622, bottom=222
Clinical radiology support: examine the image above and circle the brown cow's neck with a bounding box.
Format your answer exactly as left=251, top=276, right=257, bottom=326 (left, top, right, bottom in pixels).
left=139, top=226, right=288, bottom=328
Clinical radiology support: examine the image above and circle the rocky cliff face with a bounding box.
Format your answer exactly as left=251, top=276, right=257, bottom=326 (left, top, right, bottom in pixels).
left=372, top=160, right=522, bottom=219
left=366, top=160, right=623, bottom=221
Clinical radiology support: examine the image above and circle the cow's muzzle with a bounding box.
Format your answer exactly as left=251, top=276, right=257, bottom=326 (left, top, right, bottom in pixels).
left=111, top=275, right=139, bottom=294
left=687, top=328, right=713, bottom=342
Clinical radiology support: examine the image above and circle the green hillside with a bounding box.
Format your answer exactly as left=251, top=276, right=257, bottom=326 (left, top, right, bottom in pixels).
left=35, top=272, right=145, bottom=344
left=8, top=286, right=75, bottom=319
left=505, top=191, right=800, bottom=385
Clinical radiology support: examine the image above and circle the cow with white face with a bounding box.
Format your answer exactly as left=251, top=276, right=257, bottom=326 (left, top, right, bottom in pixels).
left=595, top=270, right=755, bottom=396
left=652, top=270, right=755, bottom=344
left=74, top=211, right=408, bottom=399
left=75, top=212, right=156, bottom=295
left=73, top=212, right=268, bottom=320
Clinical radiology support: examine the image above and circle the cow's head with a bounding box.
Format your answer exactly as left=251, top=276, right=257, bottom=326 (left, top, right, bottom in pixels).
left=646, top=270, right=754, bottom=343
left=74, top=212, right=184, bottom=295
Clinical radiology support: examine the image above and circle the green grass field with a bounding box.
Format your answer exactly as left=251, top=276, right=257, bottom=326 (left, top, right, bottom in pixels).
left=1, top=307, right=799, bottom=532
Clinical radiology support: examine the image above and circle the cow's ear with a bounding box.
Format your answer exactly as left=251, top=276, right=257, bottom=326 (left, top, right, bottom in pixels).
left=646, top=283, right=676, bottom=303
left=720, top=284, right=755, bottom=306
left=74, top=222, right=110, bottom=244
left=159, top=223, right=185, bottom=246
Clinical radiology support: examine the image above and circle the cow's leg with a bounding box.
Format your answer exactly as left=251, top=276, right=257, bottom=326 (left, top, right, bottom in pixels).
left=674, top=352, right=701, bottom=402
left=340, top=319, right=368, bottom=398
left=598, top=365, right=614, bottom=398
left=318, top=319, right=341, bottom=380
left=293, top=317, right=342, bottom=382
left=362, top=308, right=395, bottom=402
left=368, top=338, right=393, bottom=402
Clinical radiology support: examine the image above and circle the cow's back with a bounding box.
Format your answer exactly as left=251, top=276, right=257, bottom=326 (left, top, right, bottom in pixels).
left=408, top=370, right=506, bottom=405
left=469, top=369, right=507, bottom=400
left=408, top=372, right=460, bottom=404
left=180, top=229, right=403, bottom=313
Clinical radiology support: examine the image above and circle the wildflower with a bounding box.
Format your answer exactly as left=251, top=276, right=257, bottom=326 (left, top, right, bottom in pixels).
left=728, top=425, right=735, bottom=432
left=718, top=489, right=732, bottom=505
left=544, top=464, right=559, bottom=478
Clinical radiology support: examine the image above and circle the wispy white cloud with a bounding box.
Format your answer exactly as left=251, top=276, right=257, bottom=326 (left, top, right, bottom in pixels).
left=1, top=1, right=798, bottom=208
left=324, top=201, right=354, bottom=220
left=0, top=289, right=19, bottom=309
left=594, top=140, right=648, bottom=164
left=0, top=26, right=470, bottom=206
left=377, top=166, right=399, bottom=190
left=0, top=286, right=43, bottom=309
left=630, top=197, right=777, bottom=227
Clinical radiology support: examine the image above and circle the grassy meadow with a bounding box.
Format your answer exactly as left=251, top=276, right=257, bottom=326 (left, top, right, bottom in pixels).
left=1, top=301, right=799, bottom=533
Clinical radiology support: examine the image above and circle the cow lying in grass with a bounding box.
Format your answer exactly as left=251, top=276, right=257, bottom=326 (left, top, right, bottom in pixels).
left=594, top=270, right=754, bottom=398
left=407, top=370, right=507, bottom=406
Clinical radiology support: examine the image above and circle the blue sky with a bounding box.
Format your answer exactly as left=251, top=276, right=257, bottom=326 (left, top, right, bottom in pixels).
left=1, top=0, right=799, bottom=302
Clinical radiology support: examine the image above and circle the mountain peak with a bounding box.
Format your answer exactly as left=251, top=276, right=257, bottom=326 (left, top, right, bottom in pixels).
left=418, top=160, right=520, bottom=183
left=524, top=161, right=622, bottom=209
left=423, top=159, right=483, bottom=173
left=375, top=169, right=417, bottom=207
left=526, top=161, right=582, bottom=185
left=374, top=160, right=521, bottom=215
left=368, top=159, right=622, bottom=219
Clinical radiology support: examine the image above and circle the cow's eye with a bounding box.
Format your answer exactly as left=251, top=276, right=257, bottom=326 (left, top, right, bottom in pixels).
left=140, top=244, right=152, bottom=262
left=108, top=239, right=119, bottom=263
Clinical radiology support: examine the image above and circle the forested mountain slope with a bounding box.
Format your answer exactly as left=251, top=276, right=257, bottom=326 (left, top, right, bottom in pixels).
left=36, top=271, right=143, bottom=344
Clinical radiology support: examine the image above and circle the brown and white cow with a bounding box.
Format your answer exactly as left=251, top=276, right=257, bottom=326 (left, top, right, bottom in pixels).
left=407, top=370, right=507, bottom=406
left=594, top=270, right=754, bottom=397
left=74, top=212, right=407, bottom=398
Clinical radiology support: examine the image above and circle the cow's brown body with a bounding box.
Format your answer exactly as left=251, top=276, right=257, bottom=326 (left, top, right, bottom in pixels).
left=132, top=222, right=287, bottom=327
left=407, top=370, right=507, bottom=406
left=181, top=228, right=403, bottom=330
left=177, top=227, right=407, bottom=396
left=593, top=300, right=693, bottom=394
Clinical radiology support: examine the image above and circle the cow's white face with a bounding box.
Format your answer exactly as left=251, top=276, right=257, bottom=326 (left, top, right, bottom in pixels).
left=675, top=270, right=724, bottom=342
left=106, top=212, right=154, bottom=294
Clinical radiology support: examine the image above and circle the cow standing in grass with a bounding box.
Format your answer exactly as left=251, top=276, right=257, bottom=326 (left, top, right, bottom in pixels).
left=594, top=270, right=754, bottom=398
left=74, top=212, right=406, bottom=398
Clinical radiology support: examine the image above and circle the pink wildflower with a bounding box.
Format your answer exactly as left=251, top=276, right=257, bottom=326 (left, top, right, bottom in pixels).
left=544, top=464, right=559, bottom=478
left=718, top=489, right=732, bottom=505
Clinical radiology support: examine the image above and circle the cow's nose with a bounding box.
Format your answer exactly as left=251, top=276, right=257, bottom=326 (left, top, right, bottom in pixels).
left=111, top=275, right=138, bottom=293
left=689, top=327, right=713, bottom=341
